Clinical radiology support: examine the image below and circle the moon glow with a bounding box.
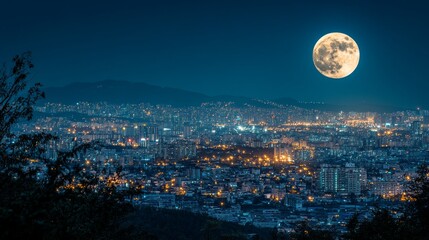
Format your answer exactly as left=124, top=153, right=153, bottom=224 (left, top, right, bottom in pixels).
left=313, top=32, right=360, bottom=79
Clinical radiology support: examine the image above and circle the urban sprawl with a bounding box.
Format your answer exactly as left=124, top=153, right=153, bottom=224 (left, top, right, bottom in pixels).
left=18, top=101, right=429, bottom=234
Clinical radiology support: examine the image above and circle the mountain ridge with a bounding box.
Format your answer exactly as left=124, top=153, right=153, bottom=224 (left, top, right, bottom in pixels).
left=43, top=80, right=408, bottom=112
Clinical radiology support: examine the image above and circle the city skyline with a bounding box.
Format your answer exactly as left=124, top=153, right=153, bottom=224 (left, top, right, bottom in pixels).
left=1, top=0, right=429, bottom=108
left=2, top=1, right=429, bottom=239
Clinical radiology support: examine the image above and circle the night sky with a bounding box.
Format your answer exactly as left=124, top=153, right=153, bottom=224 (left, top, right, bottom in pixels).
left=1, top=0, right=428, bottom=108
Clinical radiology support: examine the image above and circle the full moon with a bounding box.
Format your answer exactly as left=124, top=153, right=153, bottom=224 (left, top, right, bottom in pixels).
left=313, top=32, right=360, bottom=79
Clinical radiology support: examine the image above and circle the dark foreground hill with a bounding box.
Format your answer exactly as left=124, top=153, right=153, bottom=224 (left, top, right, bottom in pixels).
left=123, top=207, right=273, bottom=240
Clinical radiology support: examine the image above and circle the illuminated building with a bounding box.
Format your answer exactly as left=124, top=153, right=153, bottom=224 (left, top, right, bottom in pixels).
left=412, top=120, right=422, bottom=135
left=318, top=164, right=341, bottom=193
left=183, top=122, right=192, bottom=139
left=343, top=163, right=367, bottom=195
left=273, top=143, right=292, bottom=163
left=318, top=163, right=367, bottom=195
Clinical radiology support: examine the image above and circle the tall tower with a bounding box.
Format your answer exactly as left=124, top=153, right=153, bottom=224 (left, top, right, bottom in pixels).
left=318, top=164, right=341, bottom=193
left=183, top=122, right=191, bottom=139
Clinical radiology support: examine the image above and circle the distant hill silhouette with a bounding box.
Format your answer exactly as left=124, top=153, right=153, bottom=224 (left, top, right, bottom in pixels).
left=44, top=80, right=210, bottom=106
left=44, top=80, right=407, bottom=112
left=44, top=80, right=273, bottom=108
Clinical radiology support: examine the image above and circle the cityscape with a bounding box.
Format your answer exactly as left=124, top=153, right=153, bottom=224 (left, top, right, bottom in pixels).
left=16, top=99, right=429, bottom=234
left=1, top=0, right=429, bottom=239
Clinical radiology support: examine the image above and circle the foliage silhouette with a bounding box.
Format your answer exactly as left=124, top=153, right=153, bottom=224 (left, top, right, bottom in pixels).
left=0, top=53, right=140, bottom=239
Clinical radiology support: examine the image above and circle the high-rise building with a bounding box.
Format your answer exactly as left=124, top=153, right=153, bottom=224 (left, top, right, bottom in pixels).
left=187, top=168, right=201, bottom=180
left=147, top=124, right=159, bottom=142
left=318, top=164, right=341, bottom=193
left=412, top=120, right=422, bottom=135
left=273, top=143, right=292, bottom=163
left=343, top=163, right=367, bottom=195
left=294, top=149, right=313, bottom=162
left=158, top=140, right=196, bottom=160
left=318, top=163, right=367, bottom=195
left=183, top=122, right=192, bottom=139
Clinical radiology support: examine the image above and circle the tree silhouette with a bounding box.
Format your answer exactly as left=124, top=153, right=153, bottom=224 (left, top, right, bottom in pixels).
left=0, top=53, right=139, bottom=239
left=290, top=221, right=334, bottom=240
left=0, top=52, right=44, bottom=145
left=343, top=164, right=429, bottom=240
left=403, top=164, right=429, bottom=240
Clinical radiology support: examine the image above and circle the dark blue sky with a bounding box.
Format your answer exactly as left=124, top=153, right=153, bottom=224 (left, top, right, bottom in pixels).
left=1, top=0, right=428, bottom=107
